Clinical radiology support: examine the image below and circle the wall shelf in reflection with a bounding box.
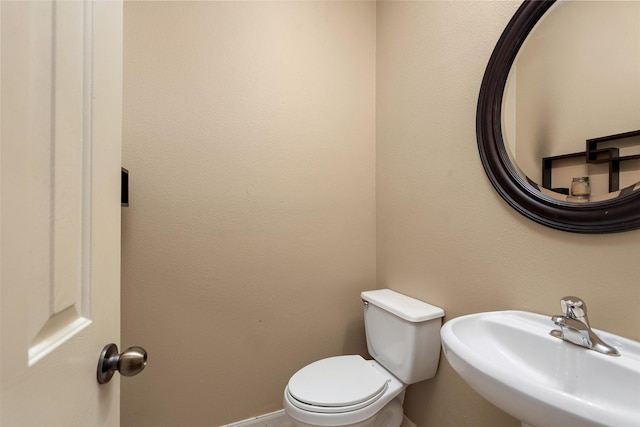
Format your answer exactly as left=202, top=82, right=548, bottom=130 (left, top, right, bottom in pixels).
left=542, top=130, right=640, bottom=195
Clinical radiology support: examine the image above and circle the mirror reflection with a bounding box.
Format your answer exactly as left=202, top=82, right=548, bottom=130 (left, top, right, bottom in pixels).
left=502, top=0, right=640, bottom=203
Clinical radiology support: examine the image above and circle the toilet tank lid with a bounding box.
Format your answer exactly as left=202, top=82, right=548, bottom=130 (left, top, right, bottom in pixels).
left=361, top=289, right=444, bottom=322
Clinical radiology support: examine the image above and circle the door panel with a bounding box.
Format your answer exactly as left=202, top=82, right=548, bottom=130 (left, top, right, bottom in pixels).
left=1, top=1, right=123, bottom=425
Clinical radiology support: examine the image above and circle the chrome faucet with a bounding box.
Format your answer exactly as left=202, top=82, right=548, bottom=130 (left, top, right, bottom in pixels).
left=550, top=296, right=620, bottom=356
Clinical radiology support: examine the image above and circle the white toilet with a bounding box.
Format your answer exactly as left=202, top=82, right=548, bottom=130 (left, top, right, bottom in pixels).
left=283, top=289, right=445, bottom=427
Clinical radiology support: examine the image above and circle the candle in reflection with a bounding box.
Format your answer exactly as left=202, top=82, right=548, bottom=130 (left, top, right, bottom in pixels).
left=570, top=177, right=591, bottom=196
left=567, top=177, right=590, bottom=202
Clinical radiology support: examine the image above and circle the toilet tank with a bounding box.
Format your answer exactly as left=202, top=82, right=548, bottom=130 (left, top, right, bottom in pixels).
left=361, top=289, right=445, bottom=385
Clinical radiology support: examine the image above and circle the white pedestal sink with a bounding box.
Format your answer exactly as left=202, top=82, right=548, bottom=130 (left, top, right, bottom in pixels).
left=440, top=311, right=640, bottom=427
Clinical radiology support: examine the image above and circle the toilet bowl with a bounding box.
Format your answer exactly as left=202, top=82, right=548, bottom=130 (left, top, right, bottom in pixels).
left=283, top=289, right=445, bottom=427
left=283, top=356, right=404, bottom=427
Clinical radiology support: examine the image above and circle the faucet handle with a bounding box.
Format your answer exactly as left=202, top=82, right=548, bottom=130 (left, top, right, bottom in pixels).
left=560, top=296, right=588, bottom=319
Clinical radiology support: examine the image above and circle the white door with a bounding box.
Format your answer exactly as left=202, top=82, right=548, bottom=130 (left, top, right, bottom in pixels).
left=1, top=1, right=123, bottom=425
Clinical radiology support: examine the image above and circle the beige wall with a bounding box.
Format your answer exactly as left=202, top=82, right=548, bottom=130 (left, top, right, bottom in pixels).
left=122, top=1, right=640, bottom=426
left=121, top=1, right=375, bottom=425
left=377, top=1, right=640, bottom=426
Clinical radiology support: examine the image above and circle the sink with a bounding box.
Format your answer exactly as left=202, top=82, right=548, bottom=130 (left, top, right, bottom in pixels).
left=440, top=310, right=640, bottom=427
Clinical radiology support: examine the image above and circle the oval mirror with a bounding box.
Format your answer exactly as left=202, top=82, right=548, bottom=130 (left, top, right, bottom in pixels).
left=477, top=0, right=640, bottom=233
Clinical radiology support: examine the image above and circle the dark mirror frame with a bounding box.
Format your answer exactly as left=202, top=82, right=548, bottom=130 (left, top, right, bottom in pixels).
left=477, top=0, right=640, bottom=233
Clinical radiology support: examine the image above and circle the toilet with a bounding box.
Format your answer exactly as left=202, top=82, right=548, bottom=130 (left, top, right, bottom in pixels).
left=283, top=289, right=445, bottom=427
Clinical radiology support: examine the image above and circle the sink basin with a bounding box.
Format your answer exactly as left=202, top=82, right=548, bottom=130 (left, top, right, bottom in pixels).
left=440, top=310, right=640, bottom=427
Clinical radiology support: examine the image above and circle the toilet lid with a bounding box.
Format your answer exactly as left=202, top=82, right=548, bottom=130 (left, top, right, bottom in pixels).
left=287, top=355, right=389, bottom=410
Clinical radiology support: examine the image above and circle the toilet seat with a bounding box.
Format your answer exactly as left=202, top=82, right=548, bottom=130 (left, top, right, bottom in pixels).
left=283, top=358, right=406, bottom=427
left=287, top=355, right=389, bottom=413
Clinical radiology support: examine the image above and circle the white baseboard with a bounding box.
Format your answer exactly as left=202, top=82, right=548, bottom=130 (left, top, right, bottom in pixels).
left=222, top=410, right=289, bottom=427
left=401, top=415, right=417, bottom=427
left=224, top=410, right=414, bottom=427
